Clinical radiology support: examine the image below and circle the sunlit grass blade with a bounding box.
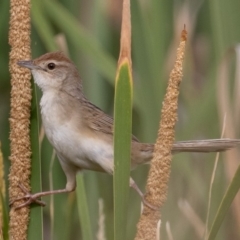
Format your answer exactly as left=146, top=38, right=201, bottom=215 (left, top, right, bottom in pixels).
left=113, top=1, right=133, bottom=239
left=43, top=0, right=116, bottom=83
left=76, top=174, right=93, bottom=240
left=27, top=83, right=43, bottom=239
left=113, top=21, right=132, bottom=240
left=207, top=164, right=240, bottom=240
left=114, top=60, right=132, bottom=240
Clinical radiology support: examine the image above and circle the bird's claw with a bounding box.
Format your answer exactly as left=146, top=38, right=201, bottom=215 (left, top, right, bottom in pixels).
left=10, top=183, right=46, bottom=210
left=141, top=196, right=159, bottom=211
left=130, top=179, right=159, bottom=211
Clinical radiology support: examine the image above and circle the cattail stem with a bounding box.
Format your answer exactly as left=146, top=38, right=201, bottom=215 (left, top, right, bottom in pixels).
left=9, top=0, right=32, bottom=239
left=135, top=27, right=187, bottom=240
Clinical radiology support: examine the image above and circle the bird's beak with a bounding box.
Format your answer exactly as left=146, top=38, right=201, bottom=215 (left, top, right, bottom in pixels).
left=17, top=60, right=39, bottom=70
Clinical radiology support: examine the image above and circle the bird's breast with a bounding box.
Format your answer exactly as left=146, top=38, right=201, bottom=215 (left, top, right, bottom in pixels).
left=40, top=92, right=114, bottom=172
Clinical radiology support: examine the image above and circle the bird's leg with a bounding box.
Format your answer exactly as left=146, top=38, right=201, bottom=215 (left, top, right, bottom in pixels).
left=10, top=183, right=74, bottom=210
left=130, top=177, right=159, bottom=211
left=11, top=164, right=77, bottom=210
left=11, top=155, right=82, bottom=210
left=10, top=183, right=46, bottom=207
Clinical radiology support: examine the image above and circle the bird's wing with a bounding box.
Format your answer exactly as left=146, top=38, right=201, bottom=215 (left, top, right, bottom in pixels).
left=82, top=99, right=139, bottom=142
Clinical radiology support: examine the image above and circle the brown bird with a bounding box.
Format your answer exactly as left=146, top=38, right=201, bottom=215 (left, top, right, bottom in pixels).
left=14, top=51, right=239, bottom=209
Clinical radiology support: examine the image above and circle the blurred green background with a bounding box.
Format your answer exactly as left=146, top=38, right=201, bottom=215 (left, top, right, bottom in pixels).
left=1, top=0, right=240, bottom=239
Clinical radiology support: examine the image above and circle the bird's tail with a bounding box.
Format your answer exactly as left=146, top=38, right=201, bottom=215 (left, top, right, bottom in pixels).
left=172, top=139, right=240, bottom=153
left=135, top=139, right=239, bottom=166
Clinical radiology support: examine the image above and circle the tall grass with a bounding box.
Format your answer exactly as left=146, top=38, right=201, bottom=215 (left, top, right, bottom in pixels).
left=1, top=0, right=240, bottom=239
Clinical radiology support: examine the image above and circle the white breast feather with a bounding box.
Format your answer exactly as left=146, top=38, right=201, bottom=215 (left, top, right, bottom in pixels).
left=40, top=91, right=114, bottom=173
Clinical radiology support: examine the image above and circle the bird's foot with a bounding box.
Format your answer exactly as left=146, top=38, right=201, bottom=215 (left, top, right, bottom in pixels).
left=130, top=178, right=159, bottom=211
left=141, top=196, right=159, bottom=211
left=10, top=183, right=46, bottom=210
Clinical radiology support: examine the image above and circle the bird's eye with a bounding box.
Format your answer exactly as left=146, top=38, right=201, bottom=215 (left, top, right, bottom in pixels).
left=47, top=63, right=55, bottom=70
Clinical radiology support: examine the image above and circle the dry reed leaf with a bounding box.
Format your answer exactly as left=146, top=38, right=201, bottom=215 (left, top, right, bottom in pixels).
left=216, top=47, right=240, bottom=229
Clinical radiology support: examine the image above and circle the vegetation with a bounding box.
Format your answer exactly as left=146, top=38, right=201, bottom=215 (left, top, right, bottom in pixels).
left=1, top=0, right=240, bottom=239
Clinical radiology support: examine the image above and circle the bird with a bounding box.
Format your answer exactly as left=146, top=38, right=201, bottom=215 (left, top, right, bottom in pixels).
left=14, top=51, right=239, bottom=209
